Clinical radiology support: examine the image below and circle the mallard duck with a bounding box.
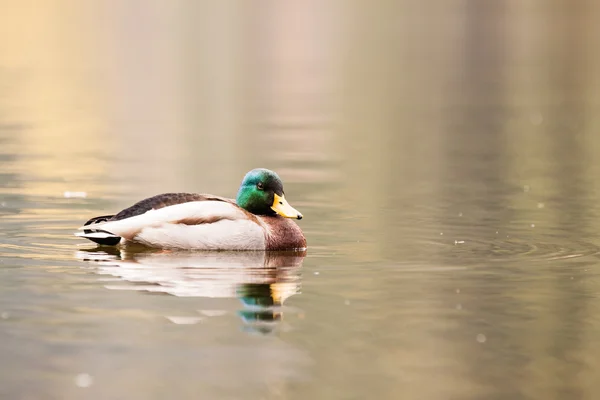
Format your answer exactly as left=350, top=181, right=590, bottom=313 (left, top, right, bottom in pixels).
left=75, top=168, right=306, bottom=250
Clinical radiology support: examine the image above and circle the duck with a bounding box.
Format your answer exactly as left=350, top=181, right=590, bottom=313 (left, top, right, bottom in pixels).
left=75, top=168, right=306, bottom=250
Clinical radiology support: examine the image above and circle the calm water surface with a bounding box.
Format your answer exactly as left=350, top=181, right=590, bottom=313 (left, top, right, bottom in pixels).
left=2, top=2, right=600, bottom=399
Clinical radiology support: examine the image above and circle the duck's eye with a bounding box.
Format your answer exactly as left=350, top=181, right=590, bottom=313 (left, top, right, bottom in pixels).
left=257, top=182, right=264, bottom=190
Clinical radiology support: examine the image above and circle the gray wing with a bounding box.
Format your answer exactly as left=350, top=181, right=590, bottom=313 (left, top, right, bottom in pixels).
left=111, top=193, right=235, bottom=221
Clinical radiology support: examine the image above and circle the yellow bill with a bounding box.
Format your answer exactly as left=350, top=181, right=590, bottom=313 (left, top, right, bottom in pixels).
left=272, top=193, right=303, bottom=220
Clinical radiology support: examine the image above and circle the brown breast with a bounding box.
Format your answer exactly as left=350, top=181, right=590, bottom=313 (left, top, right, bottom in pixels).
left=261, top=216, right=307, bottom=250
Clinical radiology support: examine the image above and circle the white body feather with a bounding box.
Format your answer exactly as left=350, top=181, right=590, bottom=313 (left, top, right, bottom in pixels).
left=79, top=201, right=267, bottom=250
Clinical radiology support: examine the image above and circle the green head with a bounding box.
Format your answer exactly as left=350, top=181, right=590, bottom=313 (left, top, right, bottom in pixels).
left=236, top=168, right=303, bottom=219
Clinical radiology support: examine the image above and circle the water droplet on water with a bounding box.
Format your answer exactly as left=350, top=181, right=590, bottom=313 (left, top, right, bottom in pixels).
left=165, top=316, right=203, bottom=325
left=344, top=300, right=351, bottom=306
left=198, top=310, right=226, bottom=317
left=476, top=334, right=487, bottom=343
left=530, top=224, right=535, bottom=228
left=537, top=202, right=545, bottom=209
left=456, top=304, right=462, bottom=310
left=314, top=272, right=320, bottom=275
left=455, top=289, right=460, bottom=294
left=75, top=373, right=93, bottom=388
left=440, top=232, right=443, bottom=235
left=458, top=212, right=463, bottom=217
left=64, top=191, right=87, bottom=198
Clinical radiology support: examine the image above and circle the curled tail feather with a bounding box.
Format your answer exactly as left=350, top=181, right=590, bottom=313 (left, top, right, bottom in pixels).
left=75, top=215, right=121, bottom=246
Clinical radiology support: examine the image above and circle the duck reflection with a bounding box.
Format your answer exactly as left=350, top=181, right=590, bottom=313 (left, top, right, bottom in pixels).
left=76, top=247, right=305, bottom=334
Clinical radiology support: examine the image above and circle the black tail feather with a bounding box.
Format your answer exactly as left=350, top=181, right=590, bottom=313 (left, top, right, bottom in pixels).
left=82, top=215, right=122, bottom=246
left=83, top=215, right=115, bottom=230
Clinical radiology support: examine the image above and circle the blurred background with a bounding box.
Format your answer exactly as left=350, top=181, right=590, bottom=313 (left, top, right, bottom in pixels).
left=1, top=1, right=600, bottom=399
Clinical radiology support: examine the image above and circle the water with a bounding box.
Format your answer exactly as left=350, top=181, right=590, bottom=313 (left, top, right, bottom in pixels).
left=2, top=2, right=600, bottom=399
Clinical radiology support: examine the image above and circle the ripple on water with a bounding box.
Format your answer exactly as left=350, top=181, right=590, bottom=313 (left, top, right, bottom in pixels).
left=439, top=236, right=600, bottom=263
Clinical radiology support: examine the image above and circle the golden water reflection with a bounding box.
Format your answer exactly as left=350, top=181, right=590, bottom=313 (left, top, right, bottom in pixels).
left=1, top=1, right=600, bottom=399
